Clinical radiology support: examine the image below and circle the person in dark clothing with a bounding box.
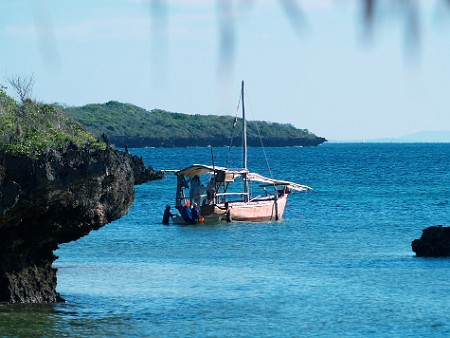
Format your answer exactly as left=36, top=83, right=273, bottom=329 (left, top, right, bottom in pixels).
left=162, top=205, right=175, bottom=225
left=225, top=202, right=232, bottom=222
left=191, top=203, right=200, bottom=224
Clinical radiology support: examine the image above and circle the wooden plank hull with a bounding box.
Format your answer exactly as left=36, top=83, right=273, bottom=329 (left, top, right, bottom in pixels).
left=172, top=195, right=288, bottom=225
left=203, top=194, right=288, bottom=222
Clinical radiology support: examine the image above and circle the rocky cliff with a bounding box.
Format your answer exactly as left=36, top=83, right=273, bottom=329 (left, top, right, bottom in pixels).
left=0, top=147, right=162, bottom=303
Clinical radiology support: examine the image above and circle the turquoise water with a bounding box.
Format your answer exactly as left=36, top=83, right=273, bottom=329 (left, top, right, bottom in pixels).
left=2, top=144, right=450, bottom=337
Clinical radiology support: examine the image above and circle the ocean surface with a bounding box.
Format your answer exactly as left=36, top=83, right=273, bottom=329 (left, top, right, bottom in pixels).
left=1, top=143, right=450, bottom=337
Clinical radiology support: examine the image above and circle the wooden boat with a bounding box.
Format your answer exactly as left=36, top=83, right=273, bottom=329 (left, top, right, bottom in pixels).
left=169, top=81, right=311, bottom=224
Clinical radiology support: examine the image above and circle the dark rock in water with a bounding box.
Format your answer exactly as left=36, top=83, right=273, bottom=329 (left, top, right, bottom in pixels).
left=411, top=225, right=450, bottom=257
left=0, top=147, right=162, bottom=303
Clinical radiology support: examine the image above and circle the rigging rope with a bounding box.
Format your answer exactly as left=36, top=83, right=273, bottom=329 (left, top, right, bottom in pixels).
left=245, top=90, right=274, bottom=181
left=226, top=95, right=241, bottom=167
left=225, top=84, right=275, bottom=189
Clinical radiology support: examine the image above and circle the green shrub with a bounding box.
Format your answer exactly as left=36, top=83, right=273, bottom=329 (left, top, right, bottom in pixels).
left=0, top=87, right=106, bottom=156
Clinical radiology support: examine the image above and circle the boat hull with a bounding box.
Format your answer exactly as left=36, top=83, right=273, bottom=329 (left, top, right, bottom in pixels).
left=172, top=213, right=222, bottom=225
left=203, top=194, right=288, bottom=222
left=171, top=195, right=288, bottom=225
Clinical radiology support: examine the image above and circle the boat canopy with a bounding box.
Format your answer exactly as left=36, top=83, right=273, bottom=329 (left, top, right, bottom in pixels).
left=176, top=164, right=311, bottom=192
left=247, top=173, right=312, bottom=192
left=177, top=164, right=247, bottom=178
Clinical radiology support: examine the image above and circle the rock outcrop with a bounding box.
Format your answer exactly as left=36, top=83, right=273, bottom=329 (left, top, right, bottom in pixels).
left=0, top=147, right=162, bottom=303
left=411, top=225, right=450, bottom=257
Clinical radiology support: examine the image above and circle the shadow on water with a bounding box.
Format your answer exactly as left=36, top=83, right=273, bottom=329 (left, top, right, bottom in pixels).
left=0, top=302, right=132, bottom=337
left=0, top=301, right=134, bottom=337
left=0, top=303, right=58, bottom=337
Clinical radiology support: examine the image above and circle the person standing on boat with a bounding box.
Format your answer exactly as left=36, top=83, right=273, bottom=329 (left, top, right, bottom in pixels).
left=162, top=205, right=175, bottom=225
left=189, top=175, right=201, bottom=204
left=206, top=177, right=215, bottom=204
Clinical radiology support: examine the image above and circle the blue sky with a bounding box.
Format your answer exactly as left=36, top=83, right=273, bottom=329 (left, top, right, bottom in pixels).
left=1, top=0, right=450, bottom=140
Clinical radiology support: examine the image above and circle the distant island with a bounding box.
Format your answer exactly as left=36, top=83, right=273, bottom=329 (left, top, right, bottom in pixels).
left=388, top=131, right=450, bottom=143
left=331, top=131, right=450, bottom=143
left=64, top=101, right=327, bottom=148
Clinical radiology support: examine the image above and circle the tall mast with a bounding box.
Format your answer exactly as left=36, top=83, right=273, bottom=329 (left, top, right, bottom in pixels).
left=241, top=80, right=249, bottom=201
left=241, top=80, right=247, bottom=170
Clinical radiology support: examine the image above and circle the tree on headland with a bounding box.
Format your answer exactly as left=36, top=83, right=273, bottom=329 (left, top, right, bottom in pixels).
left=7, top=74, right=35, bottom=105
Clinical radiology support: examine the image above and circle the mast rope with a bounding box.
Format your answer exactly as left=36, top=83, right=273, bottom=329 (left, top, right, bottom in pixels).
left=246, top=90, right=274, bottom=181
left=226, top=96, right=241, bottom=167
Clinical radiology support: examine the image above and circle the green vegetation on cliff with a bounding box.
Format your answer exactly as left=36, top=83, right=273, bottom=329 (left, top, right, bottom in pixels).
left=65, top=101, right=326, bottom=147
left=0, top=86, right=105, bottom=156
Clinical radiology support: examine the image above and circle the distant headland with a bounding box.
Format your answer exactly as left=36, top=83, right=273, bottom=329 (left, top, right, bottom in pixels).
left=63, top=101, right=327, bottom=148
